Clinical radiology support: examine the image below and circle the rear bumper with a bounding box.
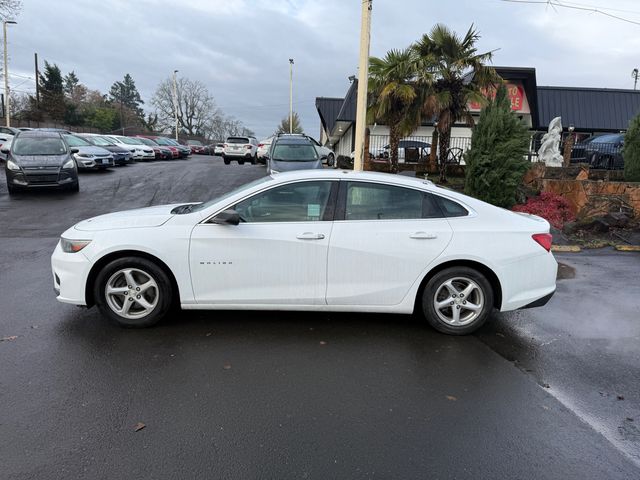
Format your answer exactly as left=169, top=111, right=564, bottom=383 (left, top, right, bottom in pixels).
left=518, top=289, right=555, bottom=309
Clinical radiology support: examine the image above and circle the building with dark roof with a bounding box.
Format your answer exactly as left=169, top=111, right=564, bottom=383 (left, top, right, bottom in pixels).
left=316, top=67, right=640, bottom=156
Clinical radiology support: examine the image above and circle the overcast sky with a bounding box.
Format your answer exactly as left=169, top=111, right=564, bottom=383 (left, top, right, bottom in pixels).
left=6, top=0, right=640, bottom=138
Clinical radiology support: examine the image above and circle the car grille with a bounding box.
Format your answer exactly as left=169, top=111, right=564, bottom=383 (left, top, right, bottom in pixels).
left=143, top=149, right=153, bottom=154
left=25, top=173, right=59, bottom=184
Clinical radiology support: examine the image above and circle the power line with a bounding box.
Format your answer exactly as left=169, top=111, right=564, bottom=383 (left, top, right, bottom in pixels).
left=500, top=0, right=640, bottom=26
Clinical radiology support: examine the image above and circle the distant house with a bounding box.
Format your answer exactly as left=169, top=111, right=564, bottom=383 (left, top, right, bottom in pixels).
left=316, top=67, right=640, bottom=157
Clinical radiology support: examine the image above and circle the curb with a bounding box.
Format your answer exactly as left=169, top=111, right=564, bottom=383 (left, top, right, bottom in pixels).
left=615, top=245, right=640, bottom=252
left=552, top=245, right=581, bottom=252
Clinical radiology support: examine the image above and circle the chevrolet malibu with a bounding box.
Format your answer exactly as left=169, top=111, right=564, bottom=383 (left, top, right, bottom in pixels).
left=51, top=171, right=557, bottom=335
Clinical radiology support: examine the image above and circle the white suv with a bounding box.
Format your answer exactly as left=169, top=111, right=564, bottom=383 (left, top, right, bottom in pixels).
left=222, top=136, right=259, bottom=165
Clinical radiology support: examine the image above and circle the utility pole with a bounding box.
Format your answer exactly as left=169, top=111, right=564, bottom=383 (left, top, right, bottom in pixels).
left=353, top=0, right=372, bottom=171
left=120, top=83, right=124, bottom=135
left=633, top=68, right=639, bottom=90
left=34, top=52, right=40, bottom=108
left=3, top=20, right=17, bottom=127
left=289, top=58, right=294, bottom=134
left=173, top=70, right=179, bottom=141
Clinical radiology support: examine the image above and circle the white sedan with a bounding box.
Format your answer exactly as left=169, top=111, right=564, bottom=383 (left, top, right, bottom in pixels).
left=51, top=170, right=557, bottom=335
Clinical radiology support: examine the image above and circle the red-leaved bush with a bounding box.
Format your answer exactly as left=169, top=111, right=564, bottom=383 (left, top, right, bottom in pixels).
left=512, top=192, right=575, bottom=229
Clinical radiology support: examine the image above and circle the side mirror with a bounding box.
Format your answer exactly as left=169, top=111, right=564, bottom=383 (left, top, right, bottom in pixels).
left=70, top=148, right=80, bottom=154
left=211, top=209, right=240, bottom=226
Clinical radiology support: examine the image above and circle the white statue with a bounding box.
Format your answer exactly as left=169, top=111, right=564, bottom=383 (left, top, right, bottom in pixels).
left=538, top=117, right=564, bottom=167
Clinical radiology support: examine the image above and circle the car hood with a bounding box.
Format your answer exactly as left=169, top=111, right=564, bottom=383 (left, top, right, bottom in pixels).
left=74, top=204, right=184, bottom=231
left=75, top=145, right=112, bottom=156
left=101, top=145, right=128, bottom=153
left=12, top=153, right=68, bottom=167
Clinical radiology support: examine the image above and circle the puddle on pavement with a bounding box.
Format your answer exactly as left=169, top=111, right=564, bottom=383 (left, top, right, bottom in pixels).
left=557, top=262, right=576, bottom=280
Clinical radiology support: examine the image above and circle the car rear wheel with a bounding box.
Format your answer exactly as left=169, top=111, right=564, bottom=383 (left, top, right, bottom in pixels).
left=239, top=160, right=245, bottom=165
left=223, top=158, right=230, bottom=165
left=421, top=267, right=493, bottom=335
left=251, top=155, right=257, bottom=165
left=94, top=257, right=173, bottom=328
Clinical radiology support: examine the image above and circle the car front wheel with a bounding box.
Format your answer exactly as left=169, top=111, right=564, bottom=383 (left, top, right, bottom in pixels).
left=421, top=267, right=493, bottom=335
left=94, top=257, right=173, bottom=328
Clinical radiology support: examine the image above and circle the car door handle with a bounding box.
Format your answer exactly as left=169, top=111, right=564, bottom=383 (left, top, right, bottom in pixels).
left=409, top=232, right=437, bottom=240
left=296, top=232, right=325, bottom=240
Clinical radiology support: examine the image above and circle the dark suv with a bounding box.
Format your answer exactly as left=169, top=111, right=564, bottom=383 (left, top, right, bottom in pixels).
left=583, top=133, right=625, bottom=170
left=267, top=134, right=324, bottom=174
left=4, top=131, right=80, bottom=194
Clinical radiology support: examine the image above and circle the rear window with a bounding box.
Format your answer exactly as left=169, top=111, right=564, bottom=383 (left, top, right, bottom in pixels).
left=227, top=137, right=249, bottom=144
left=272, top=143, right=318, bottom=162
left=13, top=136, right=66, bottom=155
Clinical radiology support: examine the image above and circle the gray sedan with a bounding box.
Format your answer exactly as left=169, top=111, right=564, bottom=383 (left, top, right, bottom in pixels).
left=63, top=134, right=114, bottom=170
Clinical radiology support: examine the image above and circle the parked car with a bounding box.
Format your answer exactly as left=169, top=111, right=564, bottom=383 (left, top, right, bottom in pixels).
left=222, top=136, right=259, bottom=165
left=4, top=130, right=79, bottom=194
left=380, top=140, right=431, bottom=162
left=186, top=140, right=209, bottom=154
left=268, top=134, right=324, bottom=174
left=105, top=135, right=156, bottom=161
left=213, top=143, right=224, bottom=156
left=137, top=136, right=184, bottom=158
left=63, top=134, right=114, bottom=170
left=569, top=136, right=598, bottom=163
left=0, top=126, right=20, bottom=136
left=135, top=137, right=174, bottom=160
left=51, top=170, right=557, bottom=334
left=309, top=137, right=335, bottom=166
left=0, top=135, right=12, bottom=161
left=77, top=134, right=133, bottom=166
left=257, top=136, right=274, bottom=164
left=165, top=138, right=191, bottom=158
left=583, top=133, right=625, bottom=170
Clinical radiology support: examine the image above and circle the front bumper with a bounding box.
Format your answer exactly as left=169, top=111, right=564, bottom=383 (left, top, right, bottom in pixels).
left=7, top=168, right=77, bottom=188
left=51, top=241, right=92, bottom=306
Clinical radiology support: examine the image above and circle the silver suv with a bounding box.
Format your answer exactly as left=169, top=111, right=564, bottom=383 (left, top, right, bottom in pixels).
left=222, top=136, right=259, bottom=165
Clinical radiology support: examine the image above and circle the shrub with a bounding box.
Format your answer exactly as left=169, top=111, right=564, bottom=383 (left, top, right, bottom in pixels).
left=512, top=192, right=575, bottom=229
left=464, top=85, right=531, bottom=208
left=623, top=112, right=640, bottom=182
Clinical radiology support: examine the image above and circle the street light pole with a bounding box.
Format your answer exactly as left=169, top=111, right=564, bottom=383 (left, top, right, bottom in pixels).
left=633, top=68, right=639, bottom=91
left=3, top=20, right=17, bottom=127
left=172, top=70, right=179, bottom=141
left=353, top=0, right=372, bottom=172
left=289, top=58, right=294, bottom=134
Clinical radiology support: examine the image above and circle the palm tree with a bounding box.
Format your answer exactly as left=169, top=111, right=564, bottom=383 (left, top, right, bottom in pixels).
left=412, top=24, right=499, bottom=182
left=367, top=48, right=429, bottom=173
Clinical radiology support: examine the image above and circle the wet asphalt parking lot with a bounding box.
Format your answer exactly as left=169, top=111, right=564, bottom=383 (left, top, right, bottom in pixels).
left=1, top=155, right=639, bottom=479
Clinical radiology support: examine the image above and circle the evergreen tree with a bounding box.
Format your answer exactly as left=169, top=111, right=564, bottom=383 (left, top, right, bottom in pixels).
left=38, top=61, right=66, bottom=120
left=63, top=71, right=80, bottom=96
left=109, top=73, right=144, bottom=118
left=464, top=85, right=530, bottom=208
left=623, top=113, right=640, bottom=182
left=275, top=111, right=303, bottom=134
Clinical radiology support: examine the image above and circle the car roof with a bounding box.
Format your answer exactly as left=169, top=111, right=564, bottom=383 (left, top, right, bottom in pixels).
left=16, top=130, right=63, bottom=138
left=268, top=169, right=434, bottom=187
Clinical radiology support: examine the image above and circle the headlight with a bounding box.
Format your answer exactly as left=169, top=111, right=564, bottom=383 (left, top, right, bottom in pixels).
left=62, top=158, right=75, bottom=169
left=6, top=159, right=20, bottom=171
left=60, top=238, right=92, bottom=253
left=270, top=169, right=280, bottom=174
left=77, top=153, right=94, bottom=158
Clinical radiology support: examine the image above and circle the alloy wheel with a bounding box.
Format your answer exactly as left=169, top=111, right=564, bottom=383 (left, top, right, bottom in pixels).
left=433, top=276, right=484, bottom=326
left=105, top=268, right=159, bottom=319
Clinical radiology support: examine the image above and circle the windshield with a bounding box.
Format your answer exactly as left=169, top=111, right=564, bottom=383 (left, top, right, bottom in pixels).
left=13, top=136, right=67, bottom=155
left=86, top=136, right=113, bottom=146
left=137, top=137, right=157, bottom=146
left=272, top=143, right=319, bottom=162
left=153, top=137, right=173, bottom=146
left=190, top=176, right=273, bottom=213
left=63, top=134, right=92, bottom=147
left=116, top=136, right=143, bottom=145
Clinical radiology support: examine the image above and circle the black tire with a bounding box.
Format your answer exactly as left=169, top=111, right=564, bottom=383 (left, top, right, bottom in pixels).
left=421, top=266, right=494, bottom=335
left=327, top=153, right=335, bottom=167
left=239, top=160, right=245, bottom=165
left=94, top=256, right=174, bottom=328
left=7, top=182, right=18, bottom=195
left=67, top=181, right=80, bottom=193
left=251, top=155, right=257, bottom=165
left=223, top=158, right=230, bottom=165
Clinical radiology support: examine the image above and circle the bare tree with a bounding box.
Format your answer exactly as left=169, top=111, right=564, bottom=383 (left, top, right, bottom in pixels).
left=151, top=76, right=220, bottom=136
left=0, top=0, right=21, bottom=21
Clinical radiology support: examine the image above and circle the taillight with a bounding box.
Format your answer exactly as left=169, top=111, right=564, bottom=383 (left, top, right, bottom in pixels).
left=258, top=143, right=264, bottom=148
left=245, top=145, right=252, bottom=149
left=532, top=233, right=553, bottom=252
